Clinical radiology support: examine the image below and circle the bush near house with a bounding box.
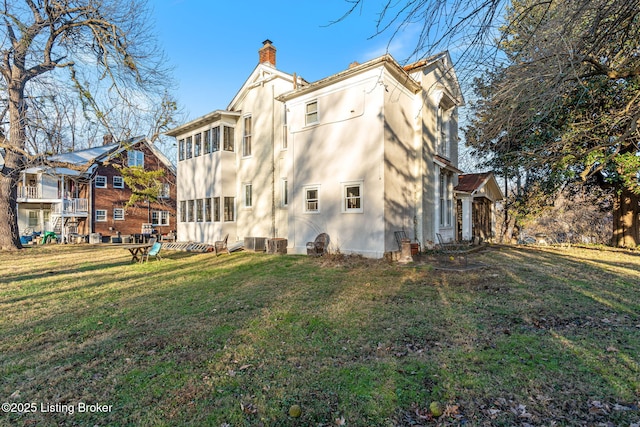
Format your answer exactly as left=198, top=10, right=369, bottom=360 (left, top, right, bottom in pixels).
left=0, top=245, right=638, bottom=426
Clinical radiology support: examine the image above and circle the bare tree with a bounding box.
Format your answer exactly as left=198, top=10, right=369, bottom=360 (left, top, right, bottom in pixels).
left=0, top=0, right=173, bottom=250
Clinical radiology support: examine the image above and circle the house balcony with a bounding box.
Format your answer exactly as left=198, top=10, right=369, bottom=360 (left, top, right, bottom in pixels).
left=53, top=198, right=89, bottom=216
left=17, top=186, right=40, bottom=200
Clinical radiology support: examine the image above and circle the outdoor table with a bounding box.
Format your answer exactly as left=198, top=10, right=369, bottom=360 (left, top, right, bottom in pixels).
left=121, top=243, right=152, bottom=263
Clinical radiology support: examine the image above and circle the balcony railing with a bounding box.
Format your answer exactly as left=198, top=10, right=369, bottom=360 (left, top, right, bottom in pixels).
left=52, top=198, right=89, bottom=215
left=18, top=186, right=40, bottom=199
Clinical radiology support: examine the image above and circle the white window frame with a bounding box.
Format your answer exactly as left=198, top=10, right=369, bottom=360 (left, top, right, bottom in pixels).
left=159, top=183, right=170, bottom=199
left=242, top=115, right=252, bottom=157
left=342, top=181, right=364, bottom=213
left=305, top=100, right=319, bottom=126
left=113, top=208, right=125, bottom=221
left=179, top=201, right=186, bottom=222
left=194, top=133, right=202, bottom=157
left=196, top=199, right=204, bottom=222
left=304, top=185, right=320, bottom=213
left=113, top=176, right=124, bottom=189
left=95, top=209, right=107, bottom=222
left=223, top=197, right=235, bottom=222
left=128, top=150, right=145, bottom=167
left=213, top=197, right=221, bottom=222
left=95, top=175, right=107, bottom=188
left=28, top=210, right=39, bottom=227
left=281, top=178, right=288, bottom=207
left=243, top=183, right=253, bottom=208
left=152, top=210, right=170, bottom=226
left=439, top=172, right=453, bottom=227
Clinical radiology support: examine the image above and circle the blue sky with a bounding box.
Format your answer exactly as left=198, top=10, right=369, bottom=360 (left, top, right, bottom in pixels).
left=152, top=1, right=423, bottom=121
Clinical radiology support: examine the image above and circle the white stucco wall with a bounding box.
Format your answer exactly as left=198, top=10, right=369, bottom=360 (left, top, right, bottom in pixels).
left=285, top=69, right=390, bottom=257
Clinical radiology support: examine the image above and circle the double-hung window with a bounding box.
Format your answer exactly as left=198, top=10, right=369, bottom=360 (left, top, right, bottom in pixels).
left=343, top=182, right=363, bottom=213
left=128, top=150, right=144, bottom=167
left=439, top=172, right=452, bottom=227
left=305, top=100, right=318, bottom=126
left=243, top=183, right=253, bottom=208
left=113, top=176, right=124, bottom=189
left=113, top=208, right=125, bottom=221
left=186, top=137, right=193, bottom=159
left=95, top=209, right=107, bottom=222
left=242, top=115, right=252, bottom=157
left=95, top=175, right=107, bottom=188
left=304, top=186, right=319, bottom=213
left=179, top=139, right=185, bottom=161
left=187, top=200, right=194, bottom=222
left=179, top=201, right=186, bottom=222
left=152, top=210, right=170, bottom=226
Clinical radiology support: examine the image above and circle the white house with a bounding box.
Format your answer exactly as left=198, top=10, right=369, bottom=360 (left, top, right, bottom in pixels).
left=167, top=40, right=465, bottom=258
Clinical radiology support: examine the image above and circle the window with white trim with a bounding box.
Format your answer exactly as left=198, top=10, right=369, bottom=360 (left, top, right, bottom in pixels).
left=223, top=197, right=235, bottom=222
left=242, top=115, right=252, bottom=157
left=194, top=133, right=202, bottom=157
left=439, top=172, right=453, bottom=227
left=213, top=197, right=220, bottom=222
left=204, top=198, right=212, bottom=222
left=113, top=176, right=124, bottom=188
left=96, top=209, right=107, bottom=222
left=186, top=136, right=193, bottom=159
left=281, top=178, right=288, bottom=207
left=95, top=175, right=107, bottom=188
left=113, top=208, right=125, bottom=221
left=128, top=150, right=144, bottom=167
left=204, top=130, right=211, bottom=154
left=211, top=126, right=220, bottom=152
left=179, top=201, right=186, bottom=222
left=28, top=211, right=38, bottom=227
left=159, top=183, right=170, bottom=199
left=305, top=100, right=318, bottom=125
left=187, top=200, right=194, bottom=222
left=243, top=183, right=252, bottom=208
left=343, top=182, right=363, bottom=213
left=223, top=126, right=234, bottom=151
left=304, top=186, right=319, bottom=213
left=152, top=210, right=170, bottom=226
left=178, top=139, right=185, bottom=161
left=196, top=199, right=204, bottom=222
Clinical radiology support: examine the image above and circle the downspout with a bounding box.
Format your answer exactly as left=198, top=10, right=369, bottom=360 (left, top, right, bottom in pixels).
left=271, top=83, right=276, bottom=238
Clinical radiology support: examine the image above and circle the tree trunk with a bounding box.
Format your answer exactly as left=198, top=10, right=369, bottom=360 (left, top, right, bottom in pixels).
left=0, top=81, right=28, bottom=250
left=0, top=149, right=23, bottom=250
left=612, top=188, right=639, bottom=247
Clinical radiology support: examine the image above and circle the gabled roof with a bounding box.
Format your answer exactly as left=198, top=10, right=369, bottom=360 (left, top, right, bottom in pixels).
left=276, top=54, right=421, bottom=102
left=227, top=62, right=302, bottom=111
left=455, top=172, right=504, bottom=200
left=25, top=136, right=176, bottom=177
left=404, top=51, right=464, bottom=106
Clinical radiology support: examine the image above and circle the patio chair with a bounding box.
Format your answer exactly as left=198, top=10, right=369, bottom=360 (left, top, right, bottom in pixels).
left=142, top=242, right=162, bottom=263
left=436, top=233, right=468, bottom=266
left=215, top=234, right=230, bottom=256
left=306, top=233, right=329, bottom=256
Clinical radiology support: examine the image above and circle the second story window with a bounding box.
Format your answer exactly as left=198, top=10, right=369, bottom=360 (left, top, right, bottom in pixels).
left=242, top=115, right=252, bottom=157
left=95, top=175, right=107, bottom=188
left=178, top=139, right=185, bottom=161
left=223, top=126, right=234, bottom=152
left=305, top=100, right=318, bottom=126
left=194, top=133, right=202, bottom=157
left=204, top=130, right=211, bottom=154
left=113, top=176, right=124, bottom=189
left=212, top=126, right=220, bottom=152
left=437, top=102, right=453, bottom=159
left=128, top=150, right=144, bottom=167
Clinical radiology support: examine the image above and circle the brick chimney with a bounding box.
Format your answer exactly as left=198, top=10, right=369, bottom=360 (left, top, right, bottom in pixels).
left=259, top=39, right=276, bottom=67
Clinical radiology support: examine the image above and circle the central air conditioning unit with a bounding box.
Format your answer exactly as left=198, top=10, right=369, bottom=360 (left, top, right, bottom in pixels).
left=244, top=237, right=267, bottom=252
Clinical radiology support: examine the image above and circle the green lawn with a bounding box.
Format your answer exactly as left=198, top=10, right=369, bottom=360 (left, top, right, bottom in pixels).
left=1, top=244, right=639, bottom=426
